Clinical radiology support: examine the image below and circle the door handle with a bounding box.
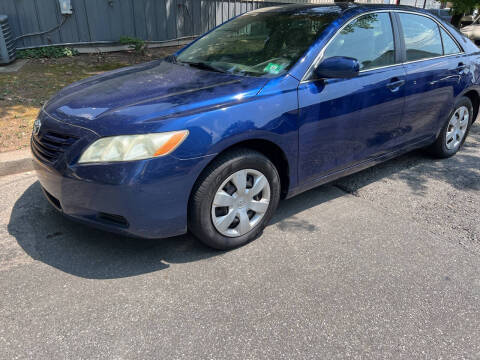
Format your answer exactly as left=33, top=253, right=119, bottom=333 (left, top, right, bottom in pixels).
left=386, top=79, right=405, bottom=91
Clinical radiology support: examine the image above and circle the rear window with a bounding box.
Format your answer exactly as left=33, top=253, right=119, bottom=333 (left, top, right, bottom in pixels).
left=399, top=13, right=443, bottom=61
left=440, top=27, right=461, bottom=55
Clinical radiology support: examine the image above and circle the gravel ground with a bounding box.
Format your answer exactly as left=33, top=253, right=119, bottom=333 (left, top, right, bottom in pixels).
left=335, top=123, right=480, bottom=253
left=0, top=123, right=479, bottom=359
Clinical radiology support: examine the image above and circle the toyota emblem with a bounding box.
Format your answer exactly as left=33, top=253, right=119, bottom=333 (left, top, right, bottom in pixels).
left=33, top=118, right=41, bottom=136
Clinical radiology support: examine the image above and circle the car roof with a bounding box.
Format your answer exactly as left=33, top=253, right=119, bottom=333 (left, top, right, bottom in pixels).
left=250, top=3, right=428, bottom=15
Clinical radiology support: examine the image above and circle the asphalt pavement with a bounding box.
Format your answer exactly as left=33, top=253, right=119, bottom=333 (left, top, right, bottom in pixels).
left=1, top=124, right=479, bottom=359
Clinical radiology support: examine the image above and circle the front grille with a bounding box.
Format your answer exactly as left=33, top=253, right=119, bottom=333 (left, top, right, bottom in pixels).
left=31, top=131, right=78, bottom=164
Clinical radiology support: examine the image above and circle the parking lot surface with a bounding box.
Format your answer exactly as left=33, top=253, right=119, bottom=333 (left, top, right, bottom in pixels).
left=1, top=124, right=479, bottom=359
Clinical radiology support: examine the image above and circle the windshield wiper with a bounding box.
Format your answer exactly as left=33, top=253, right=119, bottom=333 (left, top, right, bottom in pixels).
left=165, top=54, right=177, bottom=63
left=179, top=61, right=225, bottom=73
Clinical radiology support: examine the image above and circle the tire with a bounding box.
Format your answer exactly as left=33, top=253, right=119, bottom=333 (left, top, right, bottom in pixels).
left=428, top=96, right=473, bottom=158
left=188, top=148, right=281, bottom=250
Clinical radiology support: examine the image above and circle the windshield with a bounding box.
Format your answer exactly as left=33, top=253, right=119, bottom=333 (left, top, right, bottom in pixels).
left=175, top=10, right=340, bottom=77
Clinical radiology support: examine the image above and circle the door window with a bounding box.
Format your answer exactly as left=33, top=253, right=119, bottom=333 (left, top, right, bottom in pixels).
left=322, top=12, right=395, bottom=71
left=440, top=27, right=461, bottom=55
left=399, top=13, right=443, bottom=61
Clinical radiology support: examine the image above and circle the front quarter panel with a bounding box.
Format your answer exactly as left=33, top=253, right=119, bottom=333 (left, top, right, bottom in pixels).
left=171, top=74, right=300, bottom=191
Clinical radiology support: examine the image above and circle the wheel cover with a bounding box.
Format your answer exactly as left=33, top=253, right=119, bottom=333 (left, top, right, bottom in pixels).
left=211, top=169, right=271, bottom=238
left=446, top=105, right=469, bottom=150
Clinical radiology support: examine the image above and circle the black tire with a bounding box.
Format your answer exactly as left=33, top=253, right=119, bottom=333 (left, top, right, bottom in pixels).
left=188, top=148, right=281, bottom=250
left=428, top=96, right=473, bottom=158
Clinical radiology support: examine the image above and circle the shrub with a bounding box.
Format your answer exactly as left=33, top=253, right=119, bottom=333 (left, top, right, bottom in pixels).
left=119, top=36, right=146, bottom=55
left=17, top=46, right=79, bottom=59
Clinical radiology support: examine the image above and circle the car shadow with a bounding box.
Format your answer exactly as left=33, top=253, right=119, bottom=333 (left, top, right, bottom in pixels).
left=7, top=180, right=345, bottom=279
left=7, top=181, right=221, bottom=279
left=7, top=124, right=479, bottom=279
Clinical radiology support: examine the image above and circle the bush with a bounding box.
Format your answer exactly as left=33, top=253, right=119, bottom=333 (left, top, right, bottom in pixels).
left=17, top=46, right=79, bottom=59
left=119, top=36, right=146, bottom=55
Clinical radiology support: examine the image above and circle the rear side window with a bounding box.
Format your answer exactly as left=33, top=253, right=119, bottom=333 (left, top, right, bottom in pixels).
left=399, top=13, right=443, bottom=61
left=440, top=27, right=461, bottom=55
left=323, top=12, right=395, bottom=71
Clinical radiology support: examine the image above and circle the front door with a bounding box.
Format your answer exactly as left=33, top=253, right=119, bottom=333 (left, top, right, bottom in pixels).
left=298, top=12, right=406, bottom=185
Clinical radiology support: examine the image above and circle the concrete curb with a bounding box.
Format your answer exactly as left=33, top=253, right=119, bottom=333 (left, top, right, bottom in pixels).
left=0, top=149, right=34, bottom=177
left=0, top=59, right=28, bottom=73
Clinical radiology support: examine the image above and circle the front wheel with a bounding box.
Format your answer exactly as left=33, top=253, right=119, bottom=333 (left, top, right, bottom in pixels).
left=188, top=149, right=281, bottom=250
left=429, top=96, right=473, bottom=158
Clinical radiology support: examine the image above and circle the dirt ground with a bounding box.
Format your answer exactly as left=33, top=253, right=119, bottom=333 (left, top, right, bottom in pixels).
left=0, top=46, right=181, bottom=153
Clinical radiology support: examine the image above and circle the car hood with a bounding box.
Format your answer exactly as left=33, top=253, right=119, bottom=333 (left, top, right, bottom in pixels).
left=44, top=60, right=269, bottom=136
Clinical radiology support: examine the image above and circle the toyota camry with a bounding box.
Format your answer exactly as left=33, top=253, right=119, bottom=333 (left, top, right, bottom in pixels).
left=32, top=3, right=480, bottom=249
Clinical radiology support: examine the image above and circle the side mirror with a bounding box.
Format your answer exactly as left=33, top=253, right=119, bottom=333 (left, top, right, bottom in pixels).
left=314, top=56, right=360, bottom=79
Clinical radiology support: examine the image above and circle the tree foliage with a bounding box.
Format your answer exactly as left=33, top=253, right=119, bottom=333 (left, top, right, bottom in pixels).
left=341, top=13, right=378, bottom=34
left=449, top=0, right=479, bottom=14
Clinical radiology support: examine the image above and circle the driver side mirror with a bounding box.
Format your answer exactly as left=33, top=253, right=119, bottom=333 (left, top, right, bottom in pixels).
left=314, top=56, right=360, bottom=79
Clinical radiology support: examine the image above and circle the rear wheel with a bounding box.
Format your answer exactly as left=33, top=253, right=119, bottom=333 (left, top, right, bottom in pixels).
left=429, top=96, right=473, bottom=158
left=189, top=149, right=281, bottom=250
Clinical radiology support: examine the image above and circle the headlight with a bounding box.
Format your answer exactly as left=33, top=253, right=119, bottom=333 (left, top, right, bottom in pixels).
left=78, top=130, right=189, bottom=163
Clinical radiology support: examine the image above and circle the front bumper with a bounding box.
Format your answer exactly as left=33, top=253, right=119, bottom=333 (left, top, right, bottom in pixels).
left=33, top=155, right=211, bottom=239
left=31, top=111, right=212, bottom=239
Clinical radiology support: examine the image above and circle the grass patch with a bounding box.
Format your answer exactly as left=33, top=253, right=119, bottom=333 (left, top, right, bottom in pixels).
left=0, top=61, right=126, bottom=152
left=0, top=46, right=182, bottom=153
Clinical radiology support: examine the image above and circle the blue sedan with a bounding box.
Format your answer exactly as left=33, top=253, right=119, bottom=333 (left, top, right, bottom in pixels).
left=32, top=4, right=480, bottom=249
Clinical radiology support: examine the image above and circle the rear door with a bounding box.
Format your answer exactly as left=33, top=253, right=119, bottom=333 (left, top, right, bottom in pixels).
left=298, top=11, right=406, bottom=185
left=396, top=12, right=465, bottom=145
